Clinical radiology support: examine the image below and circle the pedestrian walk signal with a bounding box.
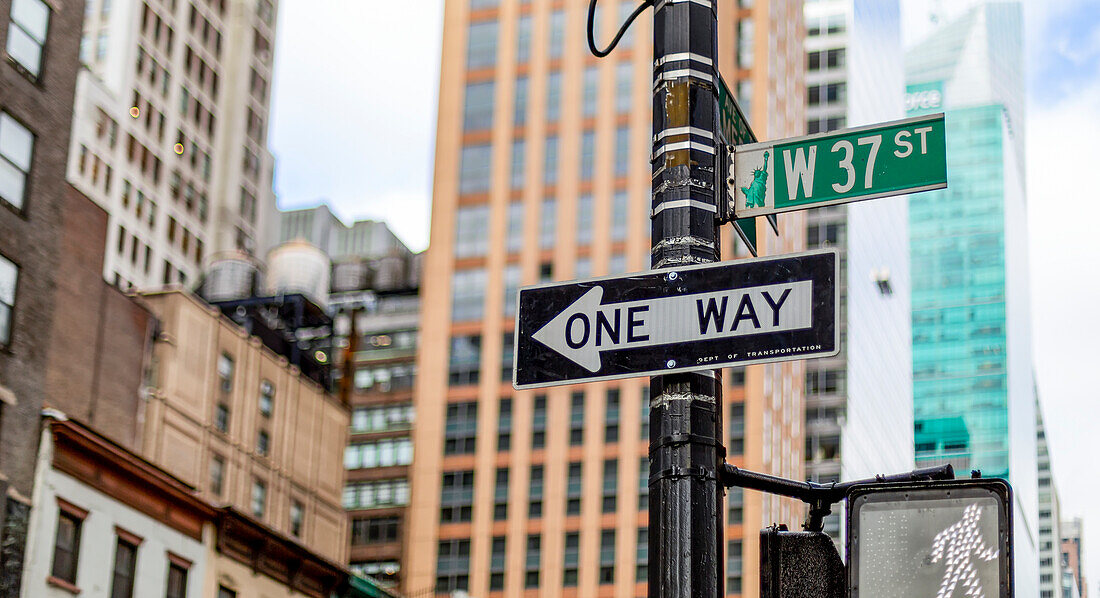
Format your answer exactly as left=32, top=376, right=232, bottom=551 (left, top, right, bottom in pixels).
left=846, top=479, right=1013, bottom=598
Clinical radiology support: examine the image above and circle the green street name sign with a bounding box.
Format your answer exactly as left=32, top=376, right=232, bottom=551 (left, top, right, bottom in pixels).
left=732, top=114, right=947, bottom=218
left=717, top=76, right=776, bottom=255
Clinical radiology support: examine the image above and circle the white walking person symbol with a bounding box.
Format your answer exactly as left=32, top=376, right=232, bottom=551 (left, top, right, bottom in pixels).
left=930, top=503, right=998, bottom=597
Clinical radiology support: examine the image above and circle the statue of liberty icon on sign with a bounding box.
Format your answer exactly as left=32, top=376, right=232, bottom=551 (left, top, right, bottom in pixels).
left=930, top=503, right=999, bottom=598
left=740, top=151, right=769, bottom=209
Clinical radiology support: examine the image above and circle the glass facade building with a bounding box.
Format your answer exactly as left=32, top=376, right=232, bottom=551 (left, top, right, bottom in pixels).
left=904, top=1, right=1037, bottom=593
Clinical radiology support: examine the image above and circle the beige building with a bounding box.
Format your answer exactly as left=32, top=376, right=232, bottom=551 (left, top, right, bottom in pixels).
left=405, top=0, right=806, bottom=597
left=140, top=289, right=349, bottom=563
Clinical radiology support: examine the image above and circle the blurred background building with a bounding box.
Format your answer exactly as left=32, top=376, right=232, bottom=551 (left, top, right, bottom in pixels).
left=67, top=0, right=280, bottom=290
left=1063, top=518, right=1088, bottom=598
left=402, top=1, right=805, bottom=597
left=903, top=0, right=1038, bottom=593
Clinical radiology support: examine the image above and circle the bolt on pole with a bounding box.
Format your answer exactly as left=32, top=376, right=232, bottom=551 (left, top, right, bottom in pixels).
left=648, top=1, right=724, bottom=597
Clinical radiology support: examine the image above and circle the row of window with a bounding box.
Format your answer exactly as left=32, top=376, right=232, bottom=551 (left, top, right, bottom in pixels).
left=458, top=125, right=632, bottom=195
left=343, top=478, right=410, bottom=510
left=351, top=404, right=414, bottom=433
left=436, top=526, right=647, bottom=593
left=344, top=437, right=413, bottom=469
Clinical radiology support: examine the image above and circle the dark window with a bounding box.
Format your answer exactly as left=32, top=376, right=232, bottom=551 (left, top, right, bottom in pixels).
left=638, top=457, right=650, bottom=510
left=602, top=458, right=618, bottom=513
left=290, top=500, right=304, bottom=537
left=727, top=539, right=743, bottom=591
left=51, top=510, right=83, bottom=584
left=258, top=380, right=274, bottom=417
left=209, top=455, right=225, bottom=496
left=525, top=535, right=540, bottom=588
left=251, top=480, right=266, bottom=518
left=729, top=403, right=745, bottom=455
left=566, top=462, right=582, bottom=515
left=256, top=429, right=269, bottom=456
left=166, top=562, right=188, bottom=598
left=218, top=587, right=237, bottom=598
left=0, top=254, right=17, bottom=346
left=497, top=397, right=512, bottom=451
left=528, top=465, right=543, bottom=518
left=641, top=387, right=651, bottom=440
left=636, top=527, right=649, bottom=582
left=351, top=516, right=401, bottom=544
left=490, top=536, right=506, bottom=589
left=436, top=539, right=471, bottom=593
left=569, top=392, right=584, bottom=445
left=605, top=389, right=620, bottom=443
left=494, top=467, right=509, bottom=520
left=444, top=401, right=478, bottom=455
left=728, top=486, right=743, bottom=524
left=599, top=529, right=615, bottom=584
left=563, top=531, right=579, bottom=586
left=217, top=352, right=233, bottom=392
left=440, top=470, right=475, bottom=523
left=531, top=395, right=546, bottom=449
left=110, top=538, right=138, bottom=598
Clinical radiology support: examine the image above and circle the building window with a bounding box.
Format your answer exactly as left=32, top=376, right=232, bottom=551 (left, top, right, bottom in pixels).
left=218, top=586, right=237, bottom=598
left=497, top=397, right=513, bottom=451
left=440, top=470, right=475, bottom=523
left=258, top=380, right=274, bottom=417
left=6, top=0, right=50, bottom=78
left=501, top=331, right=514, bottom=381
left=563, top=531, right=579, bottom=585
left=166, top=560, right=188, bottom=598
left=290, top=500, right=304, bottom=537
left=251, top=479, right=267, bottom=518
left=602, top=458, right=618, bottom=513
left=580, top=130, right=596, bottom=181
left=463, top=80, right=495, bottom=132
left=727, top=539, right=743, bottom=591
left=639, top=457, right=650, bottom=510
left=344, top=437, right=413, bottom=469
left=543, top=135, right=558, bottom=185
left=569, top=392, right=584, bottom=445
left=611, top=190, right=628, bottom=241
left=214, top=402, right=230, bottom=434
left=728, top=486, right=743, bottom=524
left=0, top=112, right=34, bottom=210
left=451, top=268, right=487, bottom=322
left=436, top=539, right=470, bottom=593
left=528, top=464, right=544, bottom=518
left=641, top=387, right=650, bottom=439
left=531, top=395, right=546, bottom=449
left=490, top=536, right=506, bottom=590
left=511, top=139, right=525, bottom=188
left=729, top=402, right=745, bottom=455
left=514, top=75, right=528, bottom=125
left=599, top=529, right=615, bottom=584
left=217, top=353, right=234, bottom=392
left=110, top=536, right=139, bottom=598
left=605, top=389, right=620, bottom=443
left=737, top=18, right=753, bottom=69
left=494, top=467, right=509, bottom=520
left=459, top=144, right=492, bottom=194
left=516, top=15, right=532, bottom=63
left=209, top=454, right=225, bottom=496
left=538, top=198, right=556, bottom=249
left=444, top=401, right=478, bottom=455
left=614, top=127, right=630, bottom=177
left=351, top=404, right=415, bottom=433
left=351, top=516, right=400, bottom=545
left=50, top=506, right=84, bottom=585
left=503, top=264, right=520, bottom=318
left=566, top=462, right=582, bottom=515
left=448, top=334, right=481, bottom=386
left=343, top=479, right=410, bottom=510
left=525, top=535, right=540, bottom=588
left=583, top=65, right=599, bottom=117
left=576, top=194, right=594, bottom=246
left=506, top=202, right=524, bottom=253
left=256, top=429, right=270, bottom=457
left=0, top=254, right=17, bottom=346
left=615, top=61, right=632, bottom=113
left=466, top=20, right=497, bottom=69
left=546, top=71, right=562, bottom=122
left=637, top=527, right=649, bottom=582
left=548, top=9, right=564, bottom=58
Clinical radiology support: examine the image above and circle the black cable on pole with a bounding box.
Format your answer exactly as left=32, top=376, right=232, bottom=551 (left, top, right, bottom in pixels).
left=587, top=0, right=653, bottom=57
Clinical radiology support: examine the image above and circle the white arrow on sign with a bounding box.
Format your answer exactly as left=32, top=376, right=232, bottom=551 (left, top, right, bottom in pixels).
left=531, top=280, right=814, bottom=372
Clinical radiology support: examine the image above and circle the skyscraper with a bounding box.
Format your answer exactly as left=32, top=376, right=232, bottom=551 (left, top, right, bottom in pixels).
left=904, top=0, right=1038, bottom=592
left=801, top=0, right=913, bottom=544
left=404, top=0, right=804, bottom=597
left=1037, top=395, right=1066, bottom=598
left=67, top=0, right=280, bottom=289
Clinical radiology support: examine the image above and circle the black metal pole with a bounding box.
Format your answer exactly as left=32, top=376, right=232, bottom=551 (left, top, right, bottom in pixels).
left=649, top=1, right=723, bottom=596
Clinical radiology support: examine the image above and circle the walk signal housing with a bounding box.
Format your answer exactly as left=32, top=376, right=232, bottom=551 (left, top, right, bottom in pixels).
left=846, top=478, right=1013, bottom=598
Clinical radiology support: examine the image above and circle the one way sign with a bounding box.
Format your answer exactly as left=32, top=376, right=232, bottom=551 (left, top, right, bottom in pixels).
left=513, top=249, right=839, bottom=389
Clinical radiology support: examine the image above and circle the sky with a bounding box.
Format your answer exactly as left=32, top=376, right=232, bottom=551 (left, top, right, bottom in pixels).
left=268, top=0, right=1100, bottom=592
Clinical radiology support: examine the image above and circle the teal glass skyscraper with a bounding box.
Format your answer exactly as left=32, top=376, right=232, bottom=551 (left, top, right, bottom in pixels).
left=905, top=1, right=1038, bottom=593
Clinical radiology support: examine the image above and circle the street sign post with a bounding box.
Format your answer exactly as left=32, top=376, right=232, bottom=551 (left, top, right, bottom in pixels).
left=717, top=76, right=777, bottom=254
left=732, top=113, right=947, bottom=218
left=513, top=249, right=839, bottom=389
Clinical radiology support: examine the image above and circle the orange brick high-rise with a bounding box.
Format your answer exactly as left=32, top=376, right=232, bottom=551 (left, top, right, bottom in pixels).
left=405, top=1, right=807, bottom=596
